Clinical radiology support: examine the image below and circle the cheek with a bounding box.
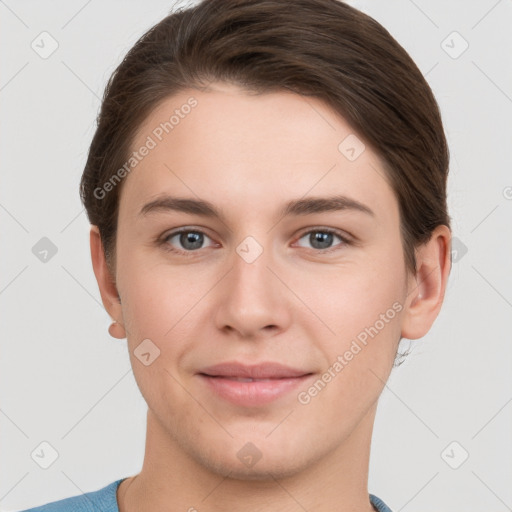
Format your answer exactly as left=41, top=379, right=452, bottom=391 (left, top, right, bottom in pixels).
left=295, top=273, right=404, bottom=423
left=294, top=243, right=406, bottom=380
left=118, top=259, right=207, bottom=382
left=120, top=271, right=198, bottom=419
left=332, top=275, right=403, bottom=349
left=120, top=255, right=197, bottom=337
left=300, top=260, right=404, bottom=341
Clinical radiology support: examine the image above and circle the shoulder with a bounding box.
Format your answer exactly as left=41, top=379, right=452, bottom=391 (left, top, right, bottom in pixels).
left=370, top=493, right=394, bottom=512
left=17, top=478, right=126, bottom=512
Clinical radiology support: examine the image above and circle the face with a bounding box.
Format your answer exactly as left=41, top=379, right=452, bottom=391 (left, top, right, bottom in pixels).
left=111, top=82, right=411, bottom=479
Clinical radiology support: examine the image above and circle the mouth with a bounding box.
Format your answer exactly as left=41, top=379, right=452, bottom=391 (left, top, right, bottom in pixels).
left=198, top=361, right=311, bottom=379
left=202, top=376, right=288, bottom=382
left=196, top=361, right=314, bottom=406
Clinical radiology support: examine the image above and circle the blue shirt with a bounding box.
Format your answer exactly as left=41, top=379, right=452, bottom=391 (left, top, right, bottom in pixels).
left=19, top=478, right=393, bottom=511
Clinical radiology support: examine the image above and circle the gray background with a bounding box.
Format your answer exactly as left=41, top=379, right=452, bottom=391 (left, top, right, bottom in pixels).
left=1, top=0, right=511, bottom=510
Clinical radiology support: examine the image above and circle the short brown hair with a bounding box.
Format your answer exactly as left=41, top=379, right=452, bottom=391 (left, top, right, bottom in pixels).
left=80, top=0, right=451, bottom=277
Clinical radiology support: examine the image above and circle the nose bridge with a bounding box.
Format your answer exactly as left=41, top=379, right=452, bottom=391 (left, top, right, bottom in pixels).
left=215, top=233, right=289, bottom=337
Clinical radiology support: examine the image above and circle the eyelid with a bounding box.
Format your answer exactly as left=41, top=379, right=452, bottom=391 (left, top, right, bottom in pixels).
left=159, top=225, right=355, bottom=255
left=295, top=225, right=353, bottom=241
left=293, top=226, right=353, bottom=251
left=159, top=227, right=218, bottom=256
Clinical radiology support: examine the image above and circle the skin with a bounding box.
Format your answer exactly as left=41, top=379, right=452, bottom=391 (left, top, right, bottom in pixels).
left=90, top=82, right=451, bottom=512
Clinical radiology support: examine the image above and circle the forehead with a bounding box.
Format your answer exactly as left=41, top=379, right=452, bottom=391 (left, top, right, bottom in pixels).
left=119, top=82, right=396, bottom=224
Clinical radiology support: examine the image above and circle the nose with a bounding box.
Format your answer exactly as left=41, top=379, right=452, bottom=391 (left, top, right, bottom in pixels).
left=214, top=237, right=292, bottom=340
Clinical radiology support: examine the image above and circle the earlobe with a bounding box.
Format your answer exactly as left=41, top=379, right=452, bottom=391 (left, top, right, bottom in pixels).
left=108, top=321, right=126, bottom=339
left=401, top=225, right=452, bottom=340
left=90, top=226, right=126, bottom=339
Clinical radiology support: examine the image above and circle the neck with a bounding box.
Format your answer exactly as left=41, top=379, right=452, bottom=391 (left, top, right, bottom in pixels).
left=118, top=405, right=378, bottom=512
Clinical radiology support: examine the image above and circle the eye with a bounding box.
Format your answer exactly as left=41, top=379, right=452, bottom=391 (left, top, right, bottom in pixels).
left=159, top=226, right=351, bottom=256
left=161, top=228, right=216, bottom=255
left=294, top=228, right=350, bottom=252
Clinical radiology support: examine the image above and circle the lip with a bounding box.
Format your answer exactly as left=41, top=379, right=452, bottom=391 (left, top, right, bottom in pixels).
left=199, top=361, right=310, bottom=379
left=197, top=361, right=314, bottom=406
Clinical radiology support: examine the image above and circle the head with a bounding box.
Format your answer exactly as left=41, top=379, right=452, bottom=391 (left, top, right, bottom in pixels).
left=83, top=0, right=451, bottom=480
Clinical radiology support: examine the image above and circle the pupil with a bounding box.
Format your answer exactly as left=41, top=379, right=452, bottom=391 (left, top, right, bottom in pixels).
left=181, top=232, right=203, bottom=250
left=311, top=231, right=332, bottom=249
left=177, top=231, right=334, bottom=251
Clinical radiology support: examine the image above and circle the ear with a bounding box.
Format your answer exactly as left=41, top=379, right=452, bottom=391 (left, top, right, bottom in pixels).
left=401, top=224, right=452, bottom=340
left=90, top=225, right=126, bottom=339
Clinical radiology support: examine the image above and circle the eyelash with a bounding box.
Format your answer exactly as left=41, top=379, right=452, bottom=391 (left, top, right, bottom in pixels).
left=158, top=227, right=352, bottom=257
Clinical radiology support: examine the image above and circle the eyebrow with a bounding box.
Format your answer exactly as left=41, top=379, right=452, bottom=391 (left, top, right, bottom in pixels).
left=138, top=194, right=375, bottom=221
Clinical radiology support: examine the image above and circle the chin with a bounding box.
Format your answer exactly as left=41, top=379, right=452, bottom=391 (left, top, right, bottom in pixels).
left=191, top=438, right=318, bottom=482
left=202, top=455, right=308, bottom=482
